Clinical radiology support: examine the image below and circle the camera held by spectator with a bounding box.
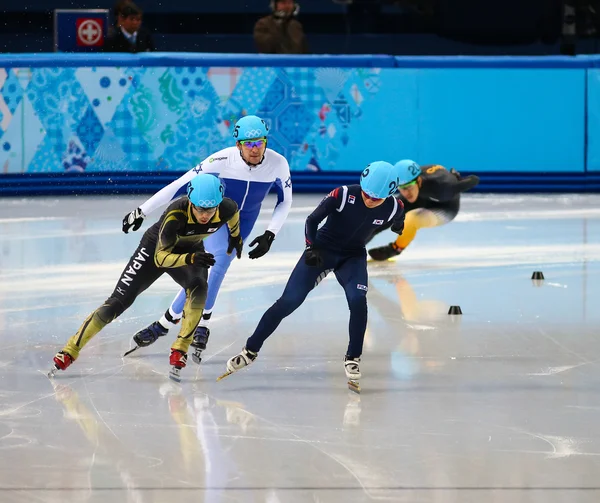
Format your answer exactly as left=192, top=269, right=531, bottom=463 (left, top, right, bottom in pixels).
left=254, top=0, right=308, bottom=54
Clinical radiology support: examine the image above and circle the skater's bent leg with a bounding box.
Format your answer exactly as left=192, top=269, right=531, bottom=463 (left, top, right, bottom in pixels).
left=64, top=242, right=161, bottom=359
left=170, top=285, right=207, bottom=354
left=203, top=213, right=255, bottom=314
left=63, top=297, right=128, bottom=359
left=163, top=288, right=186, bottom=320
left=246, top=251, right=331, bottom=353
left=154, top=288, right=186, bottom=331
left=203, top=250, right=235, bottom=313
left=334, top=255, right=369, bottom=358
left=394, top=204, right=458, bottom=250
left=158, top=224, right=232, bottom=327
left=169, top=267, right=208, bottom=354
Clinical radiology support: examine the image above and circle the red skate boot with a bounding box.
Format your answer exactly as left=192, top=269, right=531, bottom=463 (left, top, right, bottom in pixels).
left=48, top=351, right=74, bottom=378
left=169, top=349, right=187, bottom=383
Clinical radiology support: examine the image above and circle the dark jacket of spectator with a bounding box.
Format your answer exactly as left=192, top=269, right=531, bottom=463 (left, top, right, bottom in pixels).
left=254, top=14, right=308, bottom=54
left=104, top=3, right=155, bottom=53
left=104, top=27, right=155, bottom=53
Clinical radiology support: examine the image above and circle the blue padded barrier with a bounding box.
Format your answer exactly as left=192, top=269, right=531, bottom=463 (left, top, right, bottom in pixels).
left=0, top=53, right=598, bottom=193
left=0, top=53, right=396, bottom=68
left=2, top=172, right=600, bottom=196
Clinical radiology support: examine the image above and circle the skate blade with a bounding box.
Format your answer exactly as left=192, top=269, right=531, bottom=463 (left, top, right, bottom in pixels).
left=191, top=350, right=203, bottom=365
left=348, top=380, right=361, bottom=394
left=123, top=346, right=139, bottom=357
left=367, top=257, right=398, bottom=263
left=216, top=370, right=234, bottom=382
left=47, top=366, right=59, bottom=379
left=169, top=367, right=182, bottom=383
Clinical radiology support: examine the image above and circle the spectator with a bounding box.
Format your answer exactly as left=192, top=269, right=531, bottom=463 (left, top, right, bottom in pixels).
left=104, top=2, right=155, bottom=53
left=107, top=0, right=132, bottom=38
left=254, top=0, right=308, bottom=54
left=113, top=0, right=132, bottom=18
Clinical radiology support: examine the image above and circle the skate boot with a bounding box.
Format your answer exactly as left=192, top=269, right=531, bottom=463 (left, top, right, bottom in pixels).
left=344, top=356, right=361, bottom=394
left=191, top=326, right=210, bottom=365
left=368, top=243, right=402, bottom=261
left=217, top=347, right=258, bottom=381
left=48, top=351, right=74, bottom=378
left=169, top=349, right=187, bottom=383
left=125, top=321, right=169, bottom=356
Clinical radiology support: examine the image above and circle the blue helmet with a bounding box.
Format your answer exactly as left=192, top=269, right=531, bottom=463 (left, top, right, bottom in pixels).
left=395, top=159, right=421, bottom=186
left=233, top=115, right=269, bottom=140
left=187, top=174, right=224, bottom=208
left=359, top=161, right=398, bottom=199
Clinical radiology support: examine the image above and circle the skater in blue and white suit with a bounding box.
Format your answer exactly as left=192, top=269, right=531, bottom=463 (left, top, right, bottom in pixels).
left=121, top=115, right=292, bottom=361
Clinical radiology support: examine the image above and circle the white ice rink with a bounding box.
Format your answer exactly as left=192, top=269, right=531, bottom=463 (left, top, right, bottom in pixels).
left=1, top=193, right=600, bottom=502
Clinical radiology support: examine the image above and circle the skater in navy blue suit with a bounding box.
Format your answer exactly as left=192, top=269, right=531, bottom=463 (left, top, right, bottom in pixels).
left=220, top=161, right=405, bottom=389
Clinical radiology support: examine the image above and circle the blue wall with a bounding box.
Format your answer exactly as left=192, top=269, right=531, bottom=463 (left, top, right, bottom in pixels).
left=333, top=68, right=585, bottom=173
left=586, top=69, right=600, bottom=172
left=0, top=53, right=599, bottom=194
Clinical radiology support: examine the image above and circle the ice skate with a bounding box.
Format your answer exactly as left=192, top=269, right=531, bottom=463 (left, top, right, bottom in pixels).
left=368, top=243, right=402, bottom=261
left=169, top=349, right=187, bottom=383
left=124, top=321, right=169, bottom=356
left=217, top=347, right=257, bottom=381
left=191, top=326, right=210, bottom=364
left=48, top=351, right=74, bottom=378
left=344, top=356, right=361, bottom=394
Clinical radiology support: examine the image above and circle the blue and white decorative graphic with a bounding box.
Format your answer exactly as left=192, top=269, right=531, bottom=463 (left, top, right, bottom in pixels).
left=0, top=65, right=387, bottom=173
left=0, top=63, right=584, bottom=174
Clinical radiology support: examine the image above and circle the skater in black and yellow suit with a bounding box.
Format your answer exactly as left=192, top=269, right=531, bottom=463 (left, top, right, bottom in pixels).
left=368, top=160, right=480, bottom=261
left=49, top=174, right=242, bottom=382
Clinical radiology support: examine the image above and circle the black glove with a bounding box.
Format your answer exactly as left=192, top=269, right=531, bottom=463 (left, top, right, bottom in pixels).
left=186, top=251, right=216, bottom=268
left=304, top=245, right=324, bottom=267
left=122, top=207, right=145, bottom=233
left=227, top=234, right=243, bottom=259
left=248, top=230, right=275, bottom=259
left=450, top=168, right=461, bottom=179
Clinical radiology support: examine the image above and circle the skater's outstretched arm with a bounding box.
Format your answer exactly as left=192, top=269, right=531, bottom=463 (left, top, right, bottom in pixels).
left=424, top=166, right=480, bottom=202
left=266, top=165, right=293, bottom=236
left=139, top=169, right=197, bottom=217
left=139, top=155, right=223, bottom=216
left=224, top=202, right=243, bottom=258
left=225, top=206, right=241, bottom=238
left=390, top=199, right=405, bottom=236
left=154, top=210, right=214, bottom=269
left=454, top=174, right=480, bottom=194
left=122, top=153, right=226, bottom=234
left=305, top=187, right=344, bottom=245
left=248, top=160, right=293, bottom=260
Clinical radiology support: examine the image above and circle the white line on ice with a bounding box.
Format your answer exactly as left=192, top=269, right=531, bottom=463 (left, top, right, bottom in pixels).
left=0, top=216, right=67, bottom=223
left=527, top=364, right=587, bottom=376
left=3, top=243, right=600, bottom=295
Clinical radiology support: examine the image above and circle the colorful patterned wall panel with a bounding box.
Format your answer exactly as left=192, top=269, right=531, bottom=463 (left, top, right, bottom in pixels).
left=0, top=65, right=396, bottom=174
left=0, top=58, right=585, bottom=174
